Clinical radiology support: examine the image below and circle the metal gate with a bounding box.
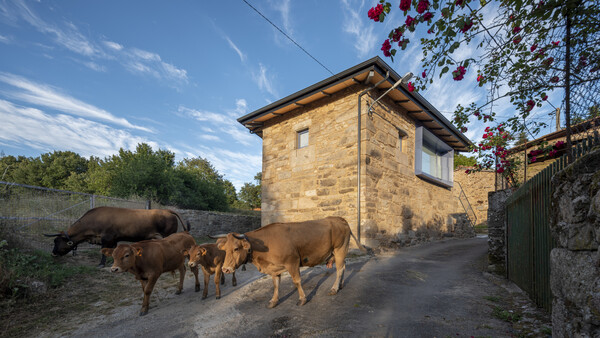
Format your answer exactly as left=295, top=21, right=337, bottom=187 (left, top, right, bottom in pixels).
left=505, top=134, right=599, bottom=311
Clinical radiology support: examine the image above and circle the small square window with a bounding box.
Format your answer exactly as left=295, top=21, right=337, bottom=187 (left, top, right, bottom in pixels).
left=297, top=129, right=309, bottom=148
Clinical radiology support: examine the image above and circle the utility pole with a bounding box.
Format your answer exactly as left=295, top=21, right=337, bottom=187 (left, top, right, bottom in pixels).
left=556, top=107, right=561, bottom=131
left=523, top=116, right=527, bottom=183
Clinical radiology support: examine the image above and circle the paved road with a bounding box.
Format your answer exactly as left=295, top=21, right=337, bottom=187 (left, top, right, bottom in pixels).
left=68, top=236, right=517, bottom=337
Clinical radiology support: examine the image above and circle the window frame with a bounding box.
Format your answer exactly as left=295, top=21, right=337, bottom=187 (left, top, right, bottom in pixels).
left=297, top=128, right=309, bottom=149
left=414, top=125, right=454, bottom=188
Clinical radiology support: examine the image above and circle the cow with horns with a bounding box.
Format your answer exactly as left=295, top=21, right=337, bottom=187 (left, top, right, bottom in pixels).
left=214, top=216, right=366, bottom=308
left=44, top=206, right=189, bottom=267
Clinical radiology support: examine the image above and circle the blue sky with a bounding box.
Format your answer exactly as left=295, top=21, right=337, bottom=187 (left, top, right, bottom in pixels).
left=0, top=0, right=560, bottom=191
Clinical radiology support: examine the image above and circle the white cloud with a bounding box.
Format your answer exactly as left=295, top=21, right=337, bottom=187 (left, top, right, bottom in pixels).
left=0, top=34, right=10, bottom=44
left=225, top=36, right=246, bottom=62
left=273, top=0, right=293, bottom=37
left=340, top=0, right=377, bottom=59
left=253, top=63, right=278, bottom=97
left=0, top=73, right=151, bottom=132
left=102, top=40, right=123, bottom=51
left=0, top=99, right=155, bottom=158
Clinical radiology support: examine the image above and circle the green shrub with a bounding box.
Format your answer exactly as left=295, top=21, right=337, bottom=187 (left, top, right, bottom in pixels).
left=0, top=244, right=94, bottom=299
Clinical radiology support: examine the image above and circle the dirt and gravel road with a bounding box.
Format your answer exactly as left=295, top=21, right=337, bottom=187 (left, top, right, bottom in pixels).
left=57, top=236, right=548, bottom=337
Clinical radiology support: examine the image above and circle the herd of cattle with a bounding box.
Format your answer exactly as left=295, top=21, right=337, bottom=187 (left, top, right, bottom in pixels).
left=44, top=206, right=365, bottom=316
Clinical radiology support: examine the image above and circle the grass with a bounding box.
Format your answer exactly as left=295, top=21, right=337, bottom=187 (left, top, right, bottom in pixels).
left=492, top=305, right=522, bottom=323
left=484, top=295, right=500, bottom=303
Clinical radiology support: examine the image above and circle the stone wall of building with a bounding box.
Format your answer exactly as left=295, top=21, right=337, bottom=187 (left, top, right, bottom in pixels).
left=172, top=208, right=261, bottom=237
left=487, top=188, right=513, bottom=275
left=550, top=148, right=600, bottom=337
left=261, top=85, right=470, bottom=248
left=453, top=168, right=496, bottom=225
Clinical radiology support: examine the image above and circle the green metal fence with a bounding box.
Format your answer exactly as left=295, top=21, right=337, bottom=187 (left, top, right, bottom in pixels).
left=506, top=133, right=600, bottom=311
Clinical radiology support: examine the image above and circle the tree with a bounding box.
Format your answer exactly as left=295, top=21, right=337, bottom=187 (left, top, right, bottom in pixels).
left=39, top=151, right=88, bottom=189
left=369, top=0, right=600, bottom=167
left=514, top=131, right=529, bottom=146
left=172, top=157, right=229, bottom=211
left=454, top=153, right=477, bottom=169
left=237, top=172, right=261, bottom=210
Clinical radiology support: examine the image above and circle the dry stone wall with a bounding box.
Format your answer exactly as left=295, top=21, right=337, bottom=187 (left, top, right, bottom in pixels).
left=487, top=188, right=513, bottom=275
left=453, top=168, right=496, bottom=225
left=550, top=148, right=600, bottom=337
left=172, top=208, right=261, bottom=237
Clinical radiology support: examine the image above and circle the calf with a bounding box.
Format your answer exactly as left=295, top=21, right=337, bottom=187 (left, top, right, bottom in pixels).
left=101, top=232, right=200, bottom=316
left=184, top=241, right=237, bottom=300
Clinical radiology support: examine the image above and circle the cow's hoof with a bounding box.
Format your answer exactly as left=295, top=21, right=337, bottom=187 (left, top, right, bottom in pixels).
left=175, top=290, right=182, bottom=295
left=195, top=285, right=200, bottom=292
left=202, top=295, right=207, bottom=300
left=97, top=264, right=105, bottom=269
left=328, top=288, right=338, bottom=296
left=267, top=300, right=278, bottom=308
left=297, top=298, right=307, bottom=306
left=232, top=281, right=237, bottom=287
left=216, top=295, right=221, bottom=300
left=139, top=310, right=148, bottom=316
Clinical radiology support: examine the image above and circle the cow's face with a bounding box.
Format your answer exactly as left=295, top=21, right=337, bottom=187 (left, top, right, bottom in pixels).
left=218, top=234, right=250, bottom=274
left=185, top=245, right=207, bottom=268
left=51, top=233, right=76, bottom=256
left=102, top=245, right=140, bottom=273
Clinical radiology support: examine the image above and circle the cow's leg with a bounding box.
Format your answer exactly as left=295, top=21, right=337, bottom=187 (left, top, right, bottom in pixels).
left=201, top=268, right=210, bottom=299
left=220, top=271, right=225, bottom=285
left=190, top=265, right=200, bottom=292
left=329, top=249, right=347, bottom=295
left=214, top=269, right=222, bottom=299
left=140, top=276, right=158, bottom=316
left=175, top=264, right=185, bottom=295
left=287, top=265, right=307, bottom=306
left=268, top=274, right=281, bottom=308
left=232, top=271, right=237, bottom=287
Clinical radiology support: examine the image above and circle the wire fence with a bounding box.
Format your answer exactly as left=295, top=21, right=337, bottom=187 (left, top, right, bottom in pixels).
left=0, top=181, right=150, bottom=252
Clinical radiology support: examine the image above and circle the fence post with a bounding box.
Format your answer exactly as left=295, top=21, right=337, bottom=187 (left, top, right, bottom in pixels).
left=90, top=195, right=95, bottom=209
left=146, top=200, right=151, bottom=209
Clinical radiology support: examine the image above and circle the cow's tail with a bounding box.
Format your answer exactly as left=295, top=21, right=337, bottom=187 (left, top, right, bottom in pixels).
left=350, top=230, right=368, bottom=253
left=169, top=210, right=190, bottom=232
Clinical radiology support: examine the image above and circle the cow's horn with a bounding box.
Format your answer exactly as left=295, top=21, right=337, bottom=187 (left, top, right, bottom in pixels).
left=43, top=233, right=62, bottom=237
left=232, top=233, right=248, bottom=240
left=208, top=234, right=227, bottom=239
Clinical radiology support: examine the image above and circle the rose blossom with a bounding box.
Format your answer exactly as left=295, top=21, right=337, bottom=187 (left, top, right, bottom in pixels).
left=381, top=39, right=392, bottom=57
left=399, top=0, right=411, bottom=11
left=368, top=4, right=384, bottom=21
left=417, top=0, right=430, bottom=14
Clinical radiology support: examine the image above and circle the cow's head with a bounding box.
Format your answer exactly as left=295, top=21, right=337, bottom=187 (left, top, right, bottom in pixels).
left=44, top=232, right=76, bottom=256
left=102, top=244, right=141, bottom=273
left=217, top=233, right=251, bottom=274
left=184, top=245, right=207, bottom=268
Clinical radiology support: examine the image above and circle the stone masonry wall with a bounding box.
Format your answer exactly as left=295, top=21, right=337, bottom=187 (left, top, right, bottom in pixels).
left=487, top=188, right=513, bottom=275
left=550, top=148, right=600, bottom=337
left=453, top=168, right=496, bottom=225
left=261, top=85, right=469, bottom=248
left=172, top=208, right=261, bottom=238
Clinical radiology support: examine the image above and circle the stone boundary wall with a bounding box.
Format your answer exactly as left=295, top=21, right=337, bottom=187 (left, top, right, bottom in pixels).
left=550, top=148, right=600, bottom=337
left=172, top=209, right=261, bottom=238
left=487, top=188, right=513, bottom=275
left=454, top=168, right=496, bottom=225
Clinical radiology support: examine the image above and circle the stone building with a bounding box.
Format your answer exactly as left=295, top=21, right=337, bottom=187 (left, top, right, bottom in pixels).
left=237, top=57, right=472, bottom=246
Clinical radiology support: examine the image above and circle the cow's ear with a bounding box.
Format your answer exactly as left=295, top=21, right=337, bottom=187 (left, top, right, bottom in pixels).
left=101, top=248, right=114, bottom=257
left=183, top=249, right=189, bottom=257
left=242, top=240, right=251, bottom=250
left=199, top=247, right=207, bottom=256
left=135, top=248, right=143, bottom=257
left=217, top=242, right=225, bottom=250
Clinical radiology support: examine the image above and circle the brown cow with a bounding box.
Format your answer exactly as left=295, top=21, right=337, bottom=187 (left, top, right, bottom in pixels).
left=44, top=206, right=188, bottom=267
left=184, top=240, right=237, bottom=300
left=216, top=216, right=365, bottom=308
left=101, top=232, right=200, bottom=316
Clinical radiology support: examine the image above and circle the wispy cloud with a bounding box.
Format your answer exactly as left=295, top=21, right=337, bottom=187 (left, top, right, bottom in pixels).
left=179, top=101, right=256, bottom=147
left=0, top=1, right=188, bottom=85
left=272, top=0, right=293, bottom=38
left=253, top=63, right=278, bottom=97
left=0, top=34, right=10, bottom=44
left=340, top=0, right=377, bottom=59
left=0, top=99, right=156, bottom=158
left=0, top=73, right=151, bottom=132
left=225, top=36, right=246, bottom=62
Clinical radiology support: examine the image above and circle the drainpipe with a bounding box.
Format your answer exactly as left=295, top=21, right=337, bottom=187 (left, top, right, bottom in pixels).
left=357, top=71, right=389, bottom=245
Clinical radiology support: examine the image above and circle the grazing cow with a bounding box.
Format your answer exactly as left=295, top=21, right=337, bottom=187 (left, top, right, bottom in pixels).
left=216, top=216, right=365, bottom=308
left=101, top=232, right=200, bottom=316
left=44, top=206, right=188, bottom=267
left=184, top=240, right=237, bottom=300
